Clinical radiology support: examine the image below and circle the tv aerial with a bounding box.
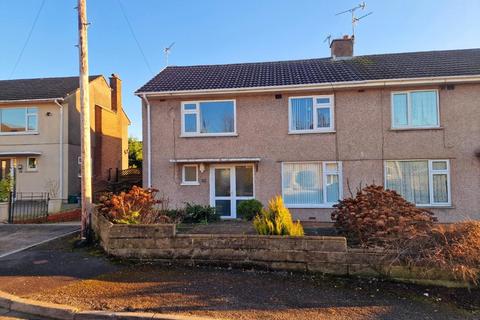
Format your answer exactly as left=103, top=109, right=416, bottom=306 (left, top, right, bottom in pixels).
left=336, top=2, right=373, bottom=38
left=164, top=42, right=175, bottom=66
left=323, top=35, right=332, bottom=46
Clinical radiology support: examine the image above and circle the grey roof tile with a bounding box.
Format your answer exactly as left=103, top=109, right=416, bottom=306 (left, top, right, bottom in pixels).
left=137, top=49, right=480, bottom=93
left=0, top=75, right=102, bottom=101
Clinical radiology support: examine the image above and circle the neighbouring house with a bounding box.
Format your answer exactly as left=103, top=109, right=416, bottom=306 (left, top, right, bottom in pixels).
left=136, top=36, right=480, bottom=223
left=0, top=74, right=130, bottom=207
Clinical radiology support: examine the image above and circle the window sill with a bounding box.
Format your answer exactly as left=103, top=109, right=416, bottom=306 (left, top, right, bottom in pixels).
left=0, top=131, right=39, bottom=136
left=416, top=205, right=454, bottom=209
left=26, top=170, right=38, bottom=173
left=286, top=205, right=337, bottom=209
left=288, top=130, right=336, bottom=135
left=180, top=133, right=238, bottom=138
left=181, top=182, right=200, bottom=186
left=389, top=127, right=443, bottom=132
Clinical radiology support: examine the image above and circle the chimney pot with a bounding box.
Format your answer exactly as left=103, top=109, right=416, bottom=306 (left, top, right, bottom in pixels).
left=330, top=35, right=354, bottom=59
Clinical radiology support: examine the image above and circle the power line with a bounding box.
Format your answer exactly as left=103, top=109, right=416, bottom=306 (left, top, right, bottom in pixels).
left=117, top=0, right=153, bottom=74
left=9, top=0, right=46, bottom=79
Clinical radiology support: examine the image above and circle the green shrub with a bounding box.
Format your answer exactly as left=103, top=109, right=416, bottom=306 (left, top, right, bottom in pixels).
left=0, top=178, right=12, bottom=202
left=253, top=196, right=304, bottom=236
left=183, top=203, right=219, bottom=223
left=237, top=199, right=263, bottom=221
left=165, top=208, right=187, bottom=224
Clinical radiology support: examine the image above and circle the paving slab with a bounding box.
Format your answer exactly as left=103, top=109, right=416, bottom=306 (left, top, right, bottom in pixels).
left=0, top=224, right=79, bottom=258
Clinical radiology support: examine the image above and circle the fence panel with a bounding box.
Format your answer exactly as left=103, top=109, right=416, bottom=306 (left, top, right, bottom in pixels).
left=8, top=192, right=50, bottom=224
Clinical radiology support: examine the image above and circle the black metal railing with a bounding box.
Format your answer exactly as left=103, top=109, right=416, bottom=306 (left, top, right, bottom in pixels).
left=8, top=192, right=50, bottom=224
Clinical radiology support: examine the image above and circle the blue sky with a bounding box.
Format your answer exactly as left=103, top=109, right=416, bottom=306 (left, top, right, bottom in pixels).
left=1, top=0, right=479, bottom=139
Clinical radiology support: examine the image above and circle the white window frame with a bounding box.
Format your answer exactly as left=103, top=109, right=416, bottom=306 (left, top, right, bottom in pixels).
left=26, top=157, right=38, bottom=172
left=181, top=164, right=199, bottom=185
left=391, top=89, right=440, bottom=129
left=288, top=95, right=335, bottom=134
left=281, top=161, right=343, bottom=208
left=181, top=99, right=237, bottom=137
left=0, top=107, right=38, bottom=135
left=209, top=164, right=255, bottom=219
left=383, top=159, right=451, bottom=207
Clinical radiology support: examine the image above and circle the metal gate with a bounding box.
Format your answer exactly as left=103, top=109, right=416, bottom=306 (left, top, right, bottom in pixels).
left=8, top=192, right=50, bottom=224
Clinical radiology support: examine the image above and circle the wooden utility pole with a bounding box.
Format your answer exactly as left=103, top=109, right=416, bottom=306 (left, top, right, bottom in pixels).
left=78, top=0, right=92, bottom=240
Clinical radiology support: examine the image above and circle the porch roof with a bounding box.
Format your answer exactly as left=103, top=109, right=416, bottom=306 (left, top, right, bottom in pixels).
left=169, top=157, right=261, bottom=164
left=0, top=151, right=42, bottom=156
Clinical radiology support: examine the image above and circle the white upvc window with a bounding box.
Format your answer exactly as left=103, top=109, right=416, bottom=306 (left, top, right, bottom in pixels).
left=384, top=159, right=451, bottom=207
left=288, top=95, right=334, bottom=133
left=0, top=107, right=38, bottom=134
left=181, top=164, right=199, bottom=185
left=27, top=157, right=38, bottom=171
left=181, top=100, right=236, bottom=137
left=281, top=161, right=342, bottom=208
left=391, top=90, right=439, bottom=129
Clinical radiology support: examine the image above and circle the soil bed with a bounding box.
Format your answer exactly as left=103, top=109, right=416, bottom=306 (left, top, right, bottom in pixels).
left=177, top=220, right=337, bottom=236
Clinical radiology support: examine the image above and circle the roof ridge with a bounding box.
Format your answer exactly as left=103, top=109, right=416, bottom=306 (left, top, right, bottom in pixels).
left=0, top=75, right=103, bottom=83
left=163, top=48, right=480, bottom=69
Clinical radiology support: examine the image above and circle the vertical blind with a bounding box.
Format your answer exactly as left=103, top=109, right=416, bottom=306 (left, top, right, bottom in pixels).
left=290, top=98, right=313, bottom=130
left=283, top=162, right=323, bottom=205
left=282, top=162, right=341, bottom=206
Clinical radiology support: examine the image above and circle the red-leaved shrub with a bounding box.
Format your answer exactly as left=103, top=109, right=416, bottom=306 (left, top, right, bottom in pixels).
left=331, top=185, right=437, bottom=245
left=98, top=186, right=170, bottom=224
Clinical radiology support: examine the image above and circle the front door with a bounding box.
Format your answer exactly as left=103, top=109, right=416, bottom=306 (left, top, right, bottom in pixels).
left=0, top=159, right=12, bottom=180
left=210, top=164, right=254, bottom=219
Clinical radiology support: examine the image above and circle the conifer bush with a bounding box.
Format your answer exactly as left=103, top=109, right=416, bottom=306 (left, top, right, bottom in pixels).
left=253, top=196, right=304, bottom=236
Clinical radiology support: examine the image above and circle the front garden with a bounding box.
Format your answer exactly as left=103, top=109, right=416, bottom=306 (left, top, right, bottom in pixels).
left=95, top=185, right=480, bottom=287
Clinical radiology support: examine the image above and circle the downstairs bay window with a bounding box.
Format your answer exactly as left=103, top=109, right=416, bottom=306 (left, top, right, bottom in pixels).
left=282, top=161, right=342, bottom=208
left=385, top=160, right=450, bottom=206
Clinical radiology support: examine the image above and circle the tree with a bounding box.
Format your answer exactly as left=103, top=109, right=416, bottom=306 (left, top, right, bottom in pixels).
left=128, top=137, right=143, bottom=168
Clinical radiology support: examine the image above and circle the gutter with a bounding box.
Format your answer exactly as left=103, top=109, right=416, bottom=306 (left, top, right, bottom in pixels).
left=135, top=74, right=480, bottom=97
left=140, top=94, right=152, bottom=188
left=53, top=99, right=64, bottom=201
left=0, top=98, right=64, bottom=104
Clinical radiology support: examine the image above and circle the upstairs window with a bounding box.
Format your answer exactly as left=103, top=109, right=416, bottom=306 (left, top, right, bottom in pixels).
left=392, top=90, right=439, bottom=128
left=289, top=96, right=334, bottom=133
left=181, top=100, right=236, bottom=136
left=0, top=107, right=38, bottom=134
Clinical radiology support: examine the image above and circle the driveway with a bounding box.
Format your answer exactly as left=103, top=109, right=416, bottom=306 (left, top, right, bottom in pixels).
left=0, top=224, right=79, bottom=258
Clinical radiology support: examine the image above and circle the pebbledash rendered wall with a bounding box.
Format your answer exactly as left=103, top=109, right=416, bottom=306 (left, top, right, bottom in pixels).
left=142, top=84, right=480, bottom=223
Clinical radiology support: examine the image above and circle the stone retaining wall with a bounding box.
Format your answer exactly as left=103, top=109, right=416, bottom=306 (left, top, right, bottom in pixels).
left=92, top=212, right=467, bottom=286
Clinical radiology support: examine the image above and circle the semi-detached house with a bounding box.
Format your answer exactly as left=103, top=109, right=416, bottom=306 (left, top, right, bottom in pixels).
left=0, top=74, right=130, bottom=207
left=136, top=37, right=480, bottom=223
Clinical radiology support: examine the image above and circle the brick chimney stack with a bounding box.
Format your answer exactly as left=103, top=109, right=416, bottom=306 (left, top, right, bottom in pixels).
left=330, top=35, right=354, bottom=59
left=109, top=74, right=122, bottom=112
